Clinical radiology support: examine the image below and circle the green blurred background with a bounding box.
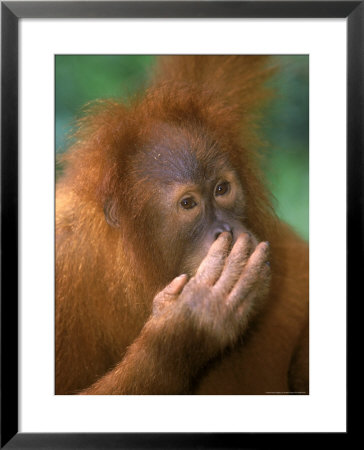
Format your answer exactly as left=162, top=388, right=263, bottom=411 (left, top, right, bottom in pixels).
left=56, top=55, right=309, bottom=241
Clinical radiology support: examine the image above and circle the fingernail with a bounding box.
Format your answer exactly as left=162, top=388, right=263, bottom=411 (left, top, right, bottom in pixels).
left=222, top=231, right=232, bottom=242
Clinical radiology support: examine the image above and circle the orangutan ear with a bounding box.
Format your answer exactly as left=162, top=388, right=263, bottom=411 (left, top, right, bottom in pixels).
left=103, top=198, right=120, bottom=228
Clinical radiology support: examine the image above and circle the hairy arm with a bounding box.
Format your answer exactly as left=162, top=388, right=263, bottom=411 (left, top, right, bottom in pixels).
left=82, top=233, right=270, bottom=395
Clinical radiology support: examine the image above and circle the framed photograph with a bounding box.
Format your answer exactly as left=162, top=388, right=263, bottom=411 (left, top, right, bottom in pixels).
left=2, top=1, right=359, bottom=447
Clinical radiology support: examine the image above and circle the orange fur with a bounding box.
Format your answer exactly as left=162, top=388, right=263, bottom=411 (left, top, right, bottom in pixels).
left=56, top=56, right=308, bottom=395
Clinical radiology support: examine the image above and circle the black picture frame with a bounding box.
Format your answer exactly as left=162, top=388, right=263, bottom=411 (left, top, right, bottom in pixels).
left=1, top=1, right=360, bottom=448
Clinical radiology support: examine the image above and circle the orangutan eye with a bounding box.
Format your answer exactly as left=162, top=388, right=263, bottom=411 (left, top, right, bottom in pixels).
left=180, top=197, right=197, bottom=210
left=215, top=181, right=230, bottom=196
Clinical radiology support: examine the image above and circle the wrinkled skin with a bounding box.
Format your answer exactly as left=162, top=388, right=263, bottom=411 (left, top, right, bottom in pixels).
left=82, top=233, right=270, bottom=395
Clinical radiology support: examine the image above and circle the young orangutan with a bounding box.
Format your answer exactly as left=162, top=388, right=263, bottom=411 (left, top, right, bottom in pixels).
left=56, top=56, right=309, bottom=395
